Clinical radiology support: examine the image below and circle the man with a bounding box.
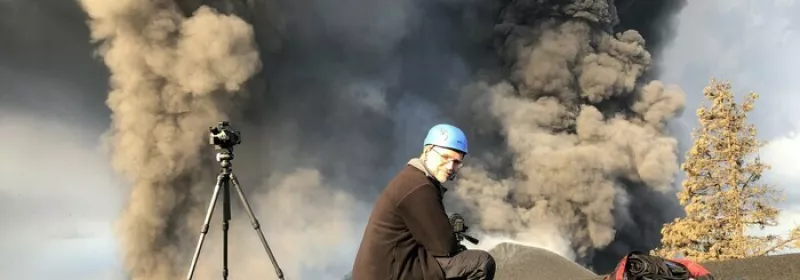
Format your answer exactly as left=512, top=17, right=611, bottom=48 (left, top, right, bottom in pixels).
left=352, top=124, right=496, bottom=280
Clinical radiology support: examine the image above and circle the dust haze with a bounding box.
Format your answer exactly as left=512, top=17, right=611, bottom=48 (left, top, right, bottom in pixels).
left=76, top=0, right=266, bottom=279
left=2, top=0, right=688, bottom=278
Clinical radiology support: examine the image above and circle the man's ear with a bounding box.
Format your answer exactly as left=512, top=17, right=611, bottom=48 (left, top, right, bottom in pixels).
left=421, top=145, right=432, bottom=157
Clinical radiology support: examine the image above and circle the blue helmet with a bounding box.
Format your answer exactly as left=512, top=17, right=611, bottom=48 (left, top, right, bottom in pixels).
left=423, top=124, right=468, bottom=154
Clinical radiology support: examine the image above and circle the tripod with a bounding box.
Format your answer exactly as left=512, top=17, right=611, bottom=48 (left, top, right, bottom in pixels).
left=186, top=121, right=285, bottom=280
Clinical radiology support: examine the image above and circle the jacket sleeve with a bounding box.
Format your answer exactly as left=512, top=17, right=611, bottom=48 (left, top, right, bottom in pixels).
left=396, top=184, right=459, bottom=257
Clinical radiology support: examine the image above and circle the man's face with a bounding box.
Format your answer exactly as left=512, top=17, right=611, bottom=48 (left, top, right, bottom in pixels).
left=424, top=146, right=465, bottom=183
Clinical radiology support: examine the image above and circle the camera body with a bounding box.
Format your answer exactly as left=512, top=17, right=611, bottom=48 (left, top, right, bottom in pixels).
left=449, top=213, right=479, bottom=245
left=209, top=121, right=241, bottom=148
left=450, top=213, right=467, bottom=233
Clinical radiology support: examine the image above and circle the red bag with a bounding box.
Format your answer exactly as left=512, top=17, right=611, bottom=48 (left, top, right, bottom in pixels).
left=604, top=251, right=713, bottom=280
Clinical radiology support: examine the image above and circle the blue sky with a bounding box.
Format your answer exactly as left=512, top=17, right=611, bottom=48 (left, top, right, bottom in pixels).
left=1, top=1, right=799, bottom=279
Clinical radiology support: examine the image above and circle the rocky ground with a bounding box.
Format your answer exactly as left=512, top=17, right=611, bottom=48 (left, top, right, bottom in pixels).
left=489, top=243, right=800, bottom=280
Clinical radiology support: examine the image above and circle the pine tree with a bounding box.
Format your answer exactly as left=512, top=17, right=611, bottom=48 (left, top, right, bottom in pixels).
left=653, top=78, right=800, bottom=262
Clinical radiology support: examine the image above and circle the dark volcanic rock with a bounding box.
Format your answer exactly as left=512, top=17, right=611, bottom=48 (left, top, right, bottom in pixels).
left=489, top=243, right=599, bottom=280
left=701, top=253, right=800, bottom=280
left=489, top=242, right=800, bottom=280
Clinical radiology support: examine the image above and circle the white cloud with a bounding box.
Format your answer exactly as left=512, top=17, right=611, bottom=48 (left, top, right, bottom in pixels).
left=755, top=133, right=800, bottom=247
left=0, top=110, right=127, bottom=280
left=746, top=209, right=800, bottom=255
left=762, top=132, right=800, bottom=187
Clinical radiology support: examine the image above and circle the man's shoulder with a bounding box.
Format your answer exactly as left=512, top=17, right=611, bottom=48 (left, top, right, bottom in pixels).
left=386, top=165, right=443, bottom=202
left=379, top=165, right=431, bottom=197
left=391, top=164, right=430, bottom=186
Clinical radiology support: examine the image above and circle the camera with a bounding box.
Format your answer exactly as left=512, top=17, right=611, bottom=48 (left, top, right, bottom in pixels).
left=450, top=213, right=467, bottom=233
left=209, top=121, right=241, bottom=148
left=449, top=213, right=479, bottom=245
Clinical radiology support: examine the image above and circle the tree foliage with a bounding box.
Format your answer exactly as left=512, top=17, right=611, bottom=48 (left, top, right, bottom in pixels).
left=653, top=78, right=800, bottom=262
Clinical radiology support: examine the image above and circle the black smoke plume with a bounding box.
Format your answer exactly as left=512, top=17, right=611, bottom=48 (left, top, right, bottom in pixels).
left=2, top=0, right=687, bottom=278
left=445, top=0, right=689, bottom=272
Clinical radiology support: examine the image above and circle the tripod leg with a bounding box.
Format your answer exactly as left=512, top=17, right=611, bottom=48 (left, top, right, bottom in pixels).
left=187, top=174, right=226, bottom=280
left=229, top=172, right=285, bottom=280
left=222, top=176, right=231, bottom=279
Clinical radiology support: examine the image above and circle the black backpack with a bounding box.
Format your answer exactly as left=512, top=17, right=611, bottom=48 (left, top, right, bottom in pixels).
left=605, top=251, right=714, bottom=280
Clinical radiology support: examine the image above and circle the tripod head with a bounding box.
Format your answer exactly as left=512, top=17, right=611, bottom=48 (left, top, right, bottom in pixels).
left=209, top=121, right=241, bottom=168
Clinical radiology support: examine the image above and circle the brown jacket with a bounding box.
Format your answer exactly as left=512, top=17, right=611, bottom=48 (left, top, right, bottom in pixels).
left=352, top=158, right=460, bottom=280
